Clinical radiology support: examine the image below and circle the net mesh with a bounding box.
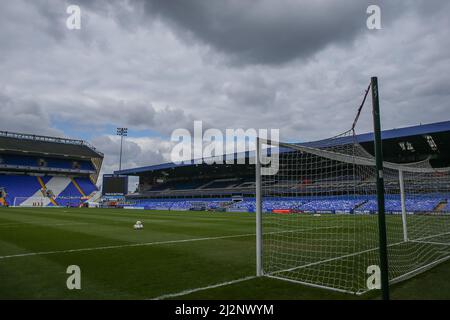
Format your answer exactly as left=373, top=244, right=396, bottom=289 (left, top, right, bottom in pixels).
left=12, top=196, right=83, bottom=207
left=13, top=196, right=47, bottom=207
left=260, top=131, right=450, bottom=294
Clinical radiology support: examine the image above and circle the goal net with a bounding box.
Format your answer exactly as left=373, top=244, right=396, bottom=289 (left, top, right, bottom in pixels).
left=12, top=196, right=83, bottom=207
left=256, top=133, right=450, bottom=294
left=13, top=196, right=48, bottom=207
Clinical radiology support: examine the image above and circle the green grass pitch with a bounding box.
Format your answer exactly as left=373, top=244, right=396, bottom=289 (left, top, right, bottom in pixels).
left=0, top=207, right=449, bottom=299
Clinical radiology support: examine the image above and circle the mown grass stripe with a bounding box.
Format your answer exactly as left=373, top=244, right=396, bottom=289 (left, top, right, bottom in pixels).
left=0, top=233, right=257, bottom=260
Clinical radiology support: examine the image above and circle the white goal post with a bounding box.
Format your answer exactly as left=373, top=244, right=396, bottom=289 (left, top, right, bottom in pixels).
left=12, top=196, right=83, bottom=207
left=255, top=135, right=450, bottom=295
left=13, top=196, right=48, bottom=207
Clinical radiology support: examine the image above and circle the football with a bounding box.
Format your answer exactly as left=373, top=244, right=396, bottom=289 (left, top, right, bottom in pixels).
left=134, top=221, right=143, bottom=230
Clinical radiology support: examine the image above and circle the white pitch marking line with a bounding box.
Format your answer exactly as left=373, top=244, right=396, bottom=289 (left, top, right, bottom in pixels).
left=271, top=231, right=450, bottom=275
left=0, top=222, right=90, bottom=228
left=410, top=240, right=450, bottom=246
left=149, top=225, right=340, bottom=300
left=0, top=233, right=256, bottom=260
left=151, top=276, right=257, bottom=300
left=0, top=226, right=338, bottom=260
left=413, top=231, right=450, bottom=242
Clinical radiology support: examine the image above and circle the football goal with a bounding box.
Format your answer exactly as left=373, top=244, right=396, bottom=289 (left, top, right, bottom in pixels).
left=13, top=196, right=48, bottom=207
left=255, top=78, right=450, bottom=296
left=12, top=196, right=82, bottom=207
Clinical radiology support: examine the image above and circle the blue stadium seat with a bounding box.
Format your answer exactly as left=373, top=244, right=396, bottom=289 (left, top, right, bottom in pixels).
left=0, top=175, right=42, bottom=205
left=0, top=154, right=94, bottom=171
left=74, top=177, right=98, bottom=195
left=0, top=174, right=98, bottom=206
left=126, top=195, right=448, bottom=214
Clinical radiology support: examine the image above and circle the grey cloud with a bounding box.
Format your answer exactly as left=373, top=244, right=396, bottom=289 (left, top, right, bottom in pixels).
left=141, top=0, right=402, bottom=65
left=91, top=135, right=168, bottom=179
left=0, top=92, right=63, bottom=136
left=222, top=77, right=277, bottom=111
left=1, top=0, right=449, bottom=175
left=46, top=97, right=196, bottom=137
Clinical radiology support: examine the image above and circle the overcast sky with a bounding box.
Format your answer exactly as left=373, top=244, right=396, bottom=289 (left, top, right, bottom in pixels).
left=1, top=0, right=449, bottom=179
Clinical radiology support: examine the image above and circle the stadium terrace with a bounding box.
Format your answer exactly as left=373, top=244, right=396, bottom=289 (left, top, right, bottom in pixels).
left=0, top=131, right=102, bottom=207
left=117, top=120, right=450, bottom=209
left=110, top=117, right=450, bottom=295
left=1, top=118, right=450, bottom=297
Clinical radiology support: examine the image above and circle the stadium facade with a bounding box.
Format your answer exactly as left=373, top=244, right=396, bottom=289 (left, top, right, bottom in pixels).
left=0, top=131, right=103, bottom=207
left=116, top=121, right=450, bottom=213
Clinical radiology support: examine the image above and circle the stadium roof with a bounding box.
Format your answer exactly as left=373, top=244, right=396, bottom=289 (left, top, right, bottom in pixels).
left=115, top=120, right=450, bottom=175
left=311, top=120, right=450, bottom=147
left=0, top=130, right=103, bottom=159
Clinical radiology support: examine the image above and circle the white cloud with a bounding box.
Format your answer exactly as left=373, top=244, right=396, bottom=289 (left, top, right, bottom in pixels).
left=0, top=0, right=449, bottom=173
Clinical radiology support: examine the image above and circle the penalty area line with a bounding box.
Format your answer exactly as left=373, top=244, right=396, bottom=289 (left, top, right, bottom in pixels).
left=150, top=276, right=257, bottom=300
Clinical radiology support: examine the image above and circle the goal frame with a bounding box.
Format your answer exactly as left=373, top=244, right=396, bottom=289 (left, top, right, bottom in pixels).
left=13, top=196, right=47, bottom=207
left=12, top=196, right=83, bottom=207
left=254, top=77, right=449, bottom=298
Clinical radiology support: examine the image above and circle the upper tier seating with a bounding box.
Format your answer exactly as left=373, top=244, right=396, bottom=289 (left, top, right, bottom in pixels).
left=147, top=180, right=205, bottom=191
left=202, top=179, right=240, bottom=189
left=147, top=180, right=224, bottom=191
left=0, top=154, right=94, bottom=171
left=171, top=181, right=207, bottom=190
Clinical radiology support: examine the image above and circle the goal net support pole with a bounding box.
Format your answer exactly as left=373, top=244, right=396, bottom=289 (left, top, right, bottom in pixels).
left=371, top=76, right=390, bottom=300
left=256, top=136, right=263, bottom=277
left=399, top=170, right=409, bottom=242
left=255, top=77, right=449, bottom=296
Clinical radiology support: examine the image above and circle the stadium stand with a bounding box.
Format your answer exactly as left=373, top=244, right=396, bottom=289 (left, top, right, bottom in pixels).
left=117, top=121, right=450, bottom=214
left=74, top=177, right=98, bottom=196
left=0, top=175, right=42, bottom=206
left=0, top=131, right=102, bottom=207
left=357, top=196, right=445, bottom=212
left=125, top=195, right=450, bottom=214
left=199, top=179, right=241, bottom=189
left=0, top=154, right=94, bottom=171
left=300, top=198, right=364, bottom=213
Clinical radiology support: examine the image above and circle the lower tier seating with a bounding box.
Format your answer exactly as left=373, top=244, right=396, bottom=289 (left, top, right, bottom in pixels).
left=126, top=195, right=450, bottom=214
left=0, top=174, right=98, bottom=206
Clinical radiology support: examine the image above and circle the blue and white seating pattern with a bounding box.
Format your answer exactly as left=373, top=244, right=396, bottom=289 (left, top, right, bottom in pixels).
left=128, top=196, right=449, bottom=214
left=130, top=199, right=231, bottom=211
left=300, top=199, right=363, bottom=212
left=0, top=174, right=98, bottom=206
left=0, top=154, right=94, bottom=171
left=359, top=198, right=442, bottom=212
